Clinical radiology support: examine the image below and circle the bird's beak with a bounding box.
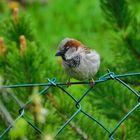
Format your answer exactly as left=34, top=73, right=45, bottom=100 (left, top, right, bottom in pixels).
left=55, top=51, right=63, bottom=56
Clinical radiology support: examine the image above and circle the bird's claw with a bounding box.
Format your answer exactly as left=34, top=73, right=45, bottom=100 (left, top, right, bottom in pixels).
left=66, top=78, right=71, bottom=88
left=89, top=79, right=95, bottom=87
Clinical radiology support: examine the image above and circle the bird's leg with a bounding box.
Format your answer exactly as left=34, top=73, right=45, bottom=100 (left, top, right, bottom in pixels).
left=89, top=78, right=95, bottom=87
left=66, top=78, right=71, bottom=88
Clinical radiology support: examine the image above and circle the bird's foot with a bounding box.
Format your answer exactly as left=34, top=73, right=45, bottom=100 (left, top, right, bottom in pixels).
left=66, top=78, right=71, bottom=88
left=89, top=79, right=95, bottom=87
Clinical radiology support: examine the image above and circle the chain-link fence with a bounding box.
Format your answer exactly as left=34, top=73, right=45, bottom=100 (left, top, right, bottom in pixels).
left=0, top=70, right=140, bottom=140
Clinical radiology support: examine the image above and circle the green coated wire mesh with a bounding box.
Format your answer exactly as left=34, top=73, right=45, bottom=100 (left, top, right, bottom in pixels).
left=0, top=70, right=140, bottom=140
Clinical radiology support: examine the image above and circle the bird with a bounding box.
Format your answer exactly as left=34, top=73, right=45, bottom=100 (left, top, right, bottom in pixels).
left=55, top=38, right=100, bottom=87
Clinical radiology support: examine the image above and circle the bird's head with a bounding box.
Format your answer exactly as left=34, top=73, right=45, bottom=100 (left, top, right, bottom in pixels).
left=55, top=38, right=82, bottom=60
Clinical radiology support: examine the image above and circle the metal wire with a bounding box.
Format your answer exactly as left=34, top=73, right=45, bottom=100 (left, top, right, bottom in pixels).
left=0, top=70, right=140, bottom=140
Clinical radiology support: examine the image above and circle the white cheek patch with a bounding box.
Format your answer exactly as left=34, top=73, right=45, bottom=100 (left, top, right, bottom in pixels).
left=65, top=47, right=77, bottom=59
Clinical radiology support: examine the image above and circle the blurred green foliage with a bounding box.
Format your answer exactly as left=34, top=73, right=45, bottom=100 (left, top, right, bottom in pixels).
left=0, top=0, right=140, bottom=140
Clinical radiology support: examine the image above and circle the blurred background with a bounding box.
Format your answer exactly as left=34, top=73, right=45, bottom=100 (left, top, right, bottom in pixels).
left=0, top=0, right=140, bottom=140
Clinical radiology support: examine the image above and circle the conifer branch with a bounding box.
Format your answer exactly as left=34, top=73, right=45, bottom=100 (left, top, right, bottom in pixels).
left=123, top=36, right=140, bottom=60
left=0, top=100, right=13, bottom=126
left=100, top=0, right=131, bottom=30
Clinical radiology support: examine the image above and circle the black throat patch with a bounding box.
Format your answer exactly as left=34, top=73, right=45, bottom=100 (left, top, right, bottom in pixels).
left=64, top=55, right=80, bottom=68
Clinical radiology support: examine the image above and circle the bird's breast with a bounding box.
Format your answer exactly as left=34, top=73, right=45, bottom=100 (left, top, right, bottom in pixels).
left=63, top=51, right=100, bottom=80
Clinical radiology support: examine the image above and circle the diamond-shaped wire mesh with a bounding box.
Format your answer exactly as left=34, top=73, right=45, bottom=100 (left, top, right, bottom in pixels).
left=0, top=70, right=140, bottom=140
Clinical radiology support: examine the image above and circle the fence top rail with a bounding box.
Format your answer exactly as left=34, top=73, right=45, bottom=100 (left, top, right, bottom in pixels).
left=0, top=70, right=140, bottom=89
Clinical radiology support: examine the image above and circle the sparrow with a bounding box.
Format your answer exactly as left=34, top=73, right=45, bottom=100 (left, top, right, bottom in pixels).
left=55, top=38, right=100, bottom=86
